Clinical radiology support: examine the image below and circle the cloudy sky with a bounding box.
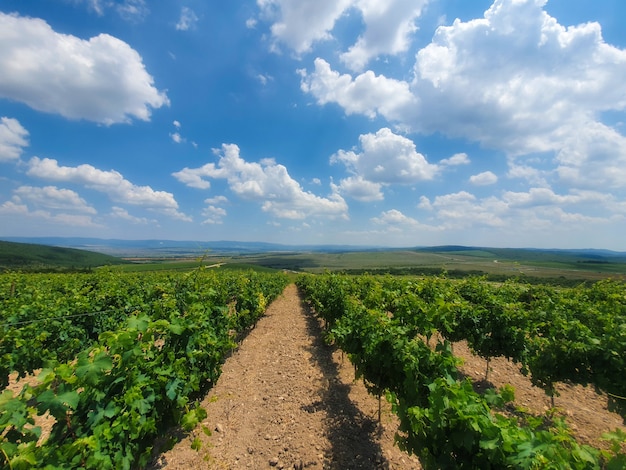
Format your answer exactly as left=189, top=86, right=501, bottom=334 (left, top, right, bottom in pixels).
left=1, top=0, right=626, bottom=250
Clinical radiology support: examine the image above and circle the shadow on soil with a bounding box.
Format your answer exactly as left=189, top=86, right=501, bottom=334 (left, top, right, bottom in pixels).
left=298, top=290, right=389, bottom=470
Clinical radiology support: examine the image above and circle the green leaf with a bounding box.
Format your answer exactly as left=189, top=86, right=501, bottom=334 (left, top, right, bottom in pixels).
left=75, top=351, right=113, bottom=386
left=166, top=379, right=181, bottom=401
left=36, top=389, right=79, bottom=419
left=127, top=315, right=150, bottom=332
left=191, top=437, right=202, bottom=451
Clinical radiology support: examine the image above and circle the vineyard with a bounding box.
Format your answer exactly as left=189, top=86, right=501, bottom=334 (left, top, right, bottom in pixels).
left=1, top=268, right=626, bottom=469
left=296, top=273, right=626, bottom=469
left=0, top=268, right=289, bottom=469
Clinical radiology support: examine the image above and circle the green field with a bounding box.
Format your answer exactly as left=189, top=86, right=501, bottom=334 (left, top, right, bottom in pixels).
left=0, top=240, right=129, bottom=271
left=229, top=248, right=626, bottom=283
left=3, top=239, right=626, bottom=283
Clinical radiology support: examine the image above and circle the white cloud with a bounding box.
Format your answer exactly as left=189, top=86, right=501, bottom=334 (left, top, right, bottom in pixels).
left=27, top=157, right=190, bottom=220
left=205, top=195, right=229, bottom=205
left=440, top=153, right=470, bottom=166
left=176, top=7, right=199, bottom=31
left=73, top=0, right=148, bottom=20
left=411, top=0, right=626, bottom=155
left=110, top=206, right=150, bottom=224
left=202, top=205, right=227, bottom=225
left=299, top=0, right=626, bottom=192
left=469, top=171, right=498, bottom=186
left=421, top=191, right=507, bottom=229
left=418, top=187, right=620, bottom=238
left=172, top=165, right=213, bottom=189
left=14, top=186, right=96, bottom=213
left=173, top=143, right=348, bottom=220
left=371, top=209, right=422, bottom=228
left=332, top=176, right=383, bottom=202
left=257, top=73, right=274, bottom=86
left=300, top=58, right=417, bottom=121
left=173, top=120, right=181, bottom=128
left=331, top=128, right=438, bottom=186
left=257, top=0, right=354, bottom=53
left=0, top=117, right=29, bottom=162
left=115, top=0, right=148, bottom=21
left=0, top=12, right=168, bottom=124
left=506, top=163, right=549, bottom=186
left=340, top=0, right=429, bottom=71
left=258, top=0, right=429, bottom=69
left=170, top=132, right=184, bottom=144
left=0, top=196, right=101, bottom=227
left=554, top=120, right=626, bottom=189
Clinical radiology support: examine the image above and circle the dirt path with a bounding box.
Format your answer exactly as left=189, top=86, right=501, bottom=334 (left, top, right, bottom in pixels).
left=150, top=284, right=421, bottom=469
left=150, top=284, right=625, bottom=469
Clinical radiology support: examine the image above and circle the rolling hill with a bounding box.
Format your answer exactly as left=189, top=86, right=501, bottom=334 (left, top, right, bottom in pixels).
left=0, top=240, right=129, bottom=271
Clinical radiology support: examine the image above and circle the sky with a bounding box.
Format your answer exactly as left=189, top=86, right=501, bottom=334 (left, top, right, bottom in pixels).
left=1, top=0, right=626, bottom=250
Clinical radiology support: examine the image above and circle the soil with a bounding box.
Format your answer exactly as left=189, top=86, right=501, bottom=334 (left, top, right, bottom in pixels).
left=150, top=284, right=625, bottom=469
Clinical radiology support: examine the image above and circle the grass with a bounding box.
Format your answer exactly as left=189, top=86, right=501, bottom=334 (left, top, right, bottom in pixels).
left=0, top=240, right=128, bottom=271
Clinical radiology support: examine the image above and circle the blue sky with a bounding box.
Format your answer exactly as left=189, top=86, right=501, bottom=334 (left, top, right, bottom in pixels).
left=1, top=0, right=626, bottom=250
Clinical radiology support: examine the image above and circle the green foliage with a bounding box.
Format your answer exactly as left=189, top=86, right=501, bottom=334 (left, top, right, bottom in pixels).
left=0, top=268, right=289, bottom=469
left=297, top=273, right=626, bottom=469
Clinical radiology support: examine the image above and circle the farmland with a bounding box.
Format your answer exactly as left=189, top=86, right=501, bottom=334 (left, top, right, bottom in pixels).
left=2, top=240, right=626, bottom=468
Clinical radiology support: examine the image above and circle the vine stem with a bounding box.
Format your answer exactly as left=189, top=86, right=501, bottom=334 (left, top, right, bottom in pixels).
left=378, top=393, right=382, bottom=429
left=0, top=447, right=12, bottom=470
left=607, top=392, right=626, bottom=401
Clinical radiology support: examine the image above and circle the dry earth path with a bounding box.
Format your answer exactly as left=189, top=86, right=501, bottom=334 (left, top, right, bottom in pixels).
left=150, top=284, right=421, bottom=469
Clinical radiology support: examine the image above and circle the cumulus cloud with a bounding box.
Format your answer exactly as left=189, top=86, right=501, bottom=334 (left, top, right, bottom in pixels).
left=110, top=206, right=150, bottom=224
left=205, top=195, right=229, bottom=205
left=371, top=209, right=420, bottom=227
left=418, top=187, right=619, bottom=236
left=258, top=0, right=429, bottom=69
left=469, top=171, right=498, bottom=186
left=332, top=176, right=383, bottom=202
left=257, top=0, right=354, bottom=53
left=554, top=120, right=626, bottom=189
left=300, top=58, right=417, bottom=121
left=340, top=0, right=429, bottom=71
left=299, top=0, right=626, bottom=192
left=440, top=153, right=470, bottom=166
left=14, top=185, right=96, bottom=213
left=173, top=143, right=348, bottom=220
left=176, top=7, right=199, bottom=31
left=412, top=0, right=626, bottom=153
left=0, top=196, right=101, bottom=227
left=0, top=12, right=168, bottom=124
left=0, top=117, right=29, bottom=162
left=27, top=157, right=190, bottom=220
left=420, top=191, right=507, bottom=229
left=202, top=205, right=227, bottom=225
left=331, top=128, right=438, bottom=193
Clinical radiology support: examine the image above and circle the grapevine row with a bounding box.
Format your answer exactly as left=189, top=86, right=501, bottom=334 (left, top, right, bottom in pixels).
left=301, top=273, right=626, bottom=413
left=0, top=268, right=289, bottom=469
left=297, top=273, right=626, bottom=469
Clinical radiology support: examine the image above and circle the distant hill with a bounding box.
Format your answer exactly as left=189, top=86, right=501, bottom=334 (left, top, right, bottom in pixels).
left=414, top=245, right=626, bottom=262
left=3, top=237, right=626, bottom=265
left=2, top=237, right=382, bottom=257
left=0, top=240, right=129, bottom=271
